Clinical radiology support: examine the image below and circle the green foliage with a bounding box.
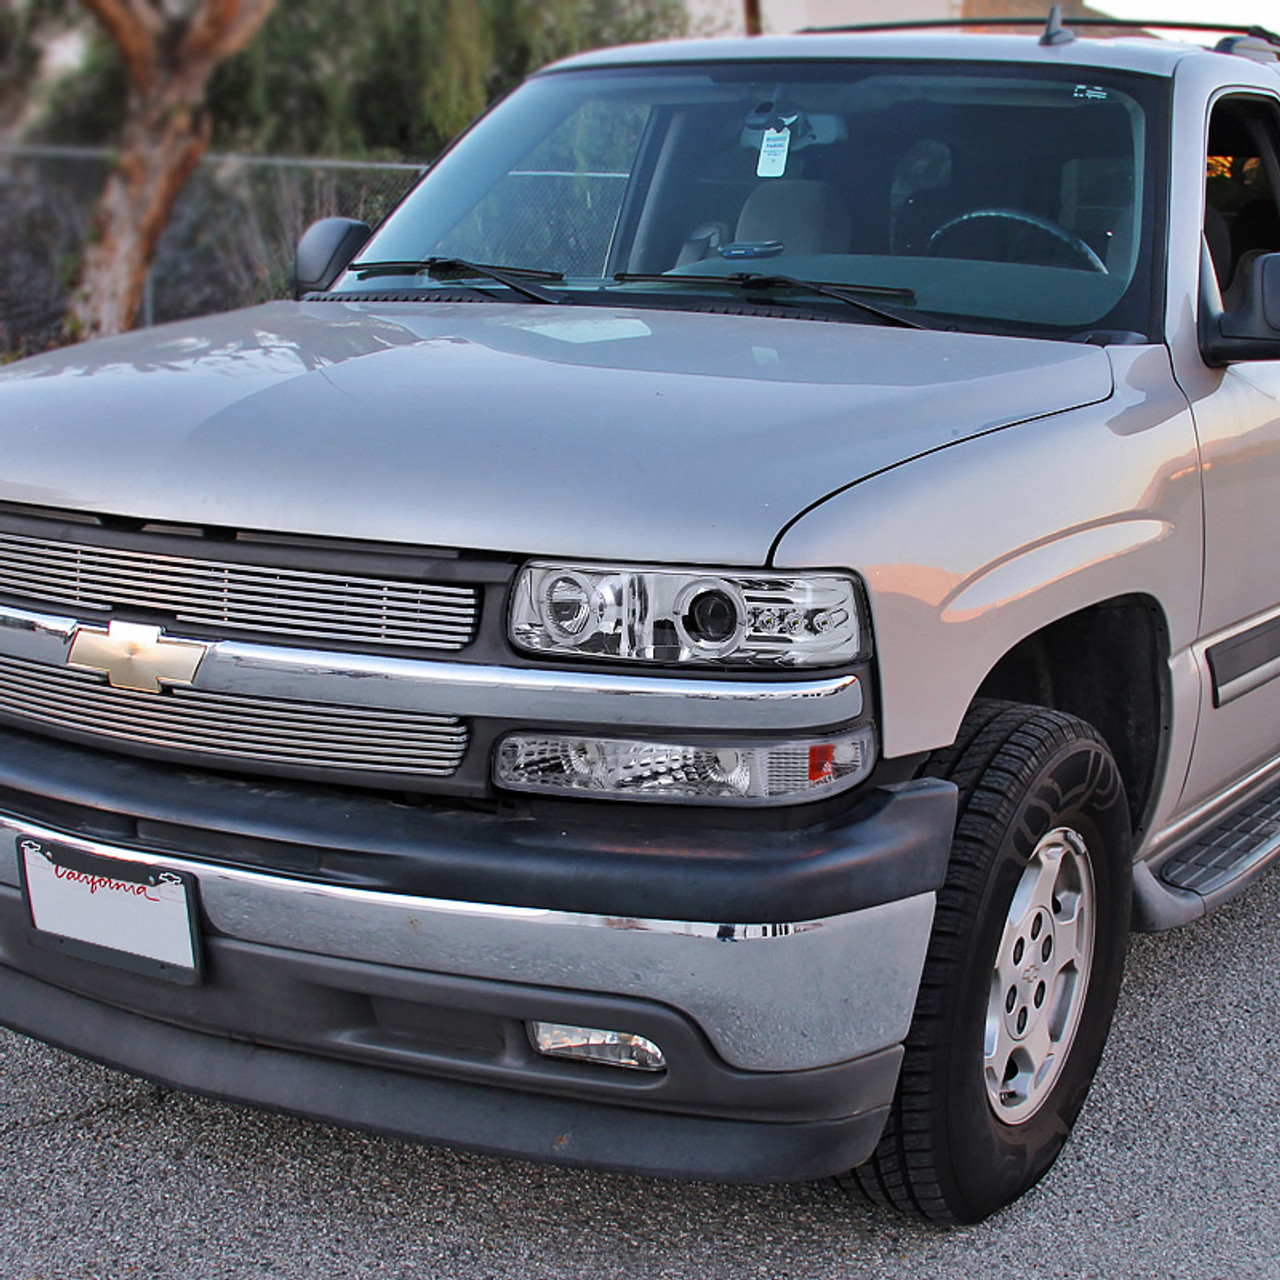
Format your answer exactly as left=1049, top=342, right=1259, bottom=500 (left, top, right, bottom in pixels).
left=206, top=0, right=687, bottom=160
left=0, top=5, right=42, bottom=96
left=25, top=0, right=685, bottom=158
left=32, top=27, right=125, bottom=145
left=0, top=0, right=87, bottom=137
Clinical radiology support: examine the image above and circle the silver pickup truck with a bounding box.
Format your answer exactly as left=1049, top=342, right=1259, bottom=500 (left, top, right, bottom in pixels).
left=3, top=12, right=1280, bottom=1224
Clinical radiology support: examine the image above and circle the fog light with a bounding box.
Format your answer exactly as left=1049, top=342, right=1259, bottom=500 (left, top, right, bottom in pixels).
left=528, top=1022, right=666, bottom=1071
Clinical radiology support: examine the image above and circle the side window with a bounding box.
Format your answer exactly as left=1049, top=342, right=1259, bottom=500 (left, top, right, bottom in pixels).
left=1205, top=97, right=1280, bottom=296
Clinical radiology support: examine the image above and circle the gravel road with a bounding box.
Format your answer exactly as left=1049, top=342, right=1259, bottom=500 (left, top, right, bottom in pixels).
left=2, top=868, right=1279, bottom=1280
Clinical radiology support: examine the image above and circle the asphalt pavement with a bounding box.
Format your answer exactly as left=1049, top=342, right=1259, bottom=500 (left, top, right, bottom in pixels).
left=2, top=867, right=1279, bottom=1280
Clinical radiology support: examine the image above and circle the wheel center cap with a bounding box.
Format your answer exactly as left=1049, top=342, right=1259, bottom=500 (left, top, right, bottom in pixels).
left=1004, top=908, right=1057, bottom=1041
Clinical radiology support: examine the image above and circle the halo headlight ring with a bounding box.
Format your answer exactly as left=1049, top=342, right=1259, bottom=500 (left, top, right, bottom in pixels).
left=538, top=570, right=598, bottom=645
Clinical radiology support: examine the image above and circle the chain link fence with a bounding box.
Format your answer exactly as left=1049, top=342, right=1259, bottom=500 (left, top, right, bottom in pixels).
left=0, top=145, right=424, bottom=359
left=434, top=170, right=631, bottom=278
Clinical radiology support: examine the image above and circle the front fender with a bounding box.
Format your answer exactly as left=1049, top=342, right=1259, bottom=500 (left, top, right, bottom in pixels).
left=771, top=345, right=1203, bottom=761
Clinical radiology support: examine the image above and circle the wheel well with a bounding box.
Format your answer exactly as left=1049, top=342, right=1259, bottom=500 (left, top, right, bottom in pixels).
left=975, top=595, right=1169, bottom=836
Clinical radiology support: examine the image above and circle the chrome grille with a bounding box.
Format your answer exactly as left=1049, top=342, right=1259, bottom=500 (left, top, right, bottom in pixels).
left=0, top=531, right=479, bottom=651
left=0, top=653, right=468, bottom=778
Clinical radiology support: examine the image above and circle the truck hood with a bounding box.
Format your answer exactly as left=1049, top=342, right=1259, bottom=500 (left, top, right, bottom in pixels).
left=0, top=300, right=1113, bottom=564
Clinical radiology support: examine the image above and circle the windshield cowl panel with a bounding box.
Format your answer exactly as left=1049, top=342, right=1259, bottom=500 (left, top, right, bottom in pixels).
left=335, top=59, right=1166, bottom=341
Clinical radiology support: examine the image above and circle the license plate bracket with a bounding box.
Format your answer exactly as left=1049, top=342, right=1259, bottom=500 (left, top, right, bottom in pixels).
left=18, top=836, right=203, bottom=986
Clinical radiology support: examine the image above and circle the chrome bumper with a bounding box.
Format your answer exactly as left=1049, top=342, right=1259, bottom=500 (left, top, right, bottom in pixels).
left=0, top=812, right=933, bottom=1072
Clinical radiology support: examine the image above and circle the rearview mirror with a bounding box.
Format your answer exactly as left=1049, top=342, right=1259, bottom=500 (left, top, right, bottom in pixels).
left=293, top=218, right=372, bottom=299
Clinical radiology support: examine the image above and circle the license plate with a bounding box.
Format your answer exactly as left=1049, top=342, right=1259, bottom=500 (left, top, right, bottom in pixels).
left=18, top=836, right=202, bottom=985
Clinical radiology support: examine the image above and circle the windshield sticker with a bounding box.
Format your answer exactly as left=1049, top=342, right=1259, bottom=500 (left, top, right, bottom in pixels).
left=1073, top=85, right=1109, bottom=101
left=757, top=122, right=794, bottom=178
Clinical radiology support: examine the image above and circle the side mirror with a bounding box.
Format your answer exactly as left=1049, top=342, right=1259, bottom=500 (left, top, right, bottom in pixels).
left=293, top=217, right=372, bottom=299
left=1200, top=246, right=1280, bottom=365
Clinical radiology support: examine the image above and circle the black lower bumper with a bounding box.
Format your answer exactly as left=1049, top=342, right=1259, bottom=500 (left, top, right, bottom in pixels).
left=0, top=931, right=898, bottom=1183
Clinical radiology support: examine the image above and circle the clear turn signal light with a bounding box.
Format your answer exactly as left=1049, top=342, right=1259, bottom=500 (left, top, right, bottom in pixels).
left=495, top=726, right=875, bottom=805
left=528, top=1022, right=666, bottom=1071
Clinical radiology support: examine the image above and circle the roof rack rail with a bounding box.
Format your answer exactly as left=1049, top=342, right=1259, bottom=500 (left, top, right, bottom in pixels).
left=1215, top=34, right=1280, bottom=64
left=798, top=14, right=1280, bottom=47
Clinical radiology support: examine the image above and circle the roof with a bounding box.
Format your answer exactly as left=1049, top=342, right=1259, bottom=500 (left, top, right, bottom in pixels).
left=542, top=30, right=1213, bottom=78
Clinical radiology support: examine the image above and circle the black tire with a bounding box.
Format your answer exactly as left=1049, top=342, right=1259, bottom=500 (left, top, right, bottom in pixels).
left=838, top=700, right=1132, bottom=1223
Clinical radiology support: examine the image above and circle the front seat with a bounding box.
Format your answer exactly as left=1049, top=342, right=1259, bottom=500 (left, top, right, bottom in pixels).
left=733, top=179, right=850, bottom=255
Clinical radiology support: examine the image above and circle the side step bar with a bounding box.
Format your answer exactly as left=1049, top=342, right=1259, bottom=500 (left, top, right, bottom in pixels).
left=1132, top=776, right=1280, bottom=931
left=1160, top=781, right=1280, bottom=896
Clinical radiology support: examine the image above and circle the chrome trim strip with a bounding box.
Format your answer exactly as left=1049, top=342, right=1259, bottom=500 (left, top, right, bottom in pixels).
left=208, top=644, right=863, bottom=729
left=0, top=602, right=863, bottom=732
left=0, top=603, right=77, bottom=662
left=0, top=814, right=929, bottom=1071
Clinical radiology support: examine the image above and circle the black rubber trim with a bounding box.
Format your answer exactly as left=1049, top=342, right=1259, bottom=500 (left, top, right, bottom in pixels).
left=306, top=289, right=503, bottom=304
left=0, top=962, right=891, bottom=1183
left=0, top=727, right=956, bottom=923
left=1207, top=615, right=1280, bottom=705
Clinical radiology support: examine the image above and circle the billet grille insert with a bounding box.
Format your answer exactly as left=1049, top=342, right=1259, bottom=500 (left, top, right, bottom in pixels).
left=0, top=530, right=479, bottom=652
left=0, top=652, right=468, bottom=778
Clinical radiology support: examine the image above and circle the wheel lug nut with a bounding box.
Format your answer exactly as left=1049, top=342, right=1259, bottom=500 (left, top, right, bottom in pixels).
left=1016, top=1007, right=1028, bottom=1034
left=1006, top=986, right=1017, bottom=1013
left=1035, top=981, right=1046, bottom=1008
left=1013, top=938, right=1024, bottom=964
left=1042, top=936, right=1053, bottom=961
left=1031, top=914, right=1043, bottom=940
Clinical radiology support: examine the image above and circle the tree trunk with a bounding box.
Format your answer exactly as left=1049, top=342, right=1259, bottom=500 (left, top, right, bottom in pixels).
left=67, top=0, right=275, bottom=342
left=69, top=96, right=210, bottom=339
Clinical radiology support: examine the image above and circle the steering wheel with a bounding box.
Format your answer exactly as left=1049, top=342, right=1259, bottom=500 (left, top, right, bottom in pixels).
left=925, top=208, right=1108, bottom=273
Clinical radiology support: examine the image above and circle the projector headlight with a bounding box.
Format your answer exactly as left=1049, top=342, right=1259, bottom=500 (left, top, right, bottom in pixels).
left=509, top=563, right=864, bottom=667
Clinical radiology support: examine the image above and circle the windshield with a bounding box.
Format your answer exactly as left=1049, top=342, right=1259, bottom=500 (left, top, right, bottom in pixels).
left=339, top=59, right=1166, bottom=339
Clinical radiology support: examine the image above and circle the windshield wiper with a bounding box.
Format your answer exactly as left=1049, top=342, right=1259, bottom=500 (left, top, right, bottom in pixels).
left=612, top=271, right=943, bottom=330
left=349, top=257, right=566, bottom=304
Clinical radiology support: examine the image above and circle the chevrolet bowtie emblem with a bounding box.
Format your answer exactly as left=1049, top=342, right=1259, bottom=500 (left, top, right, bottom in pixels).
left=67, top=621, right=209, bottom=693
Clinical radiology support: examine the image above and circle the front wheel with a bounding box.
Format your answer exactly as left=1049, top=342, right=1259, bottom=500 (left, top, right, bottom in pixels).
left=840, top=701, right=1132, bottom=1223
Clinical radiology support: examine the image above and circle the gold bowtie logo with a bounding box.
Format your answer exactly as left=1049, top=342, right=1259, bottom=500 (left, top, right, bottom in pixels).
left=67, top=621, right=208, bottom=693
